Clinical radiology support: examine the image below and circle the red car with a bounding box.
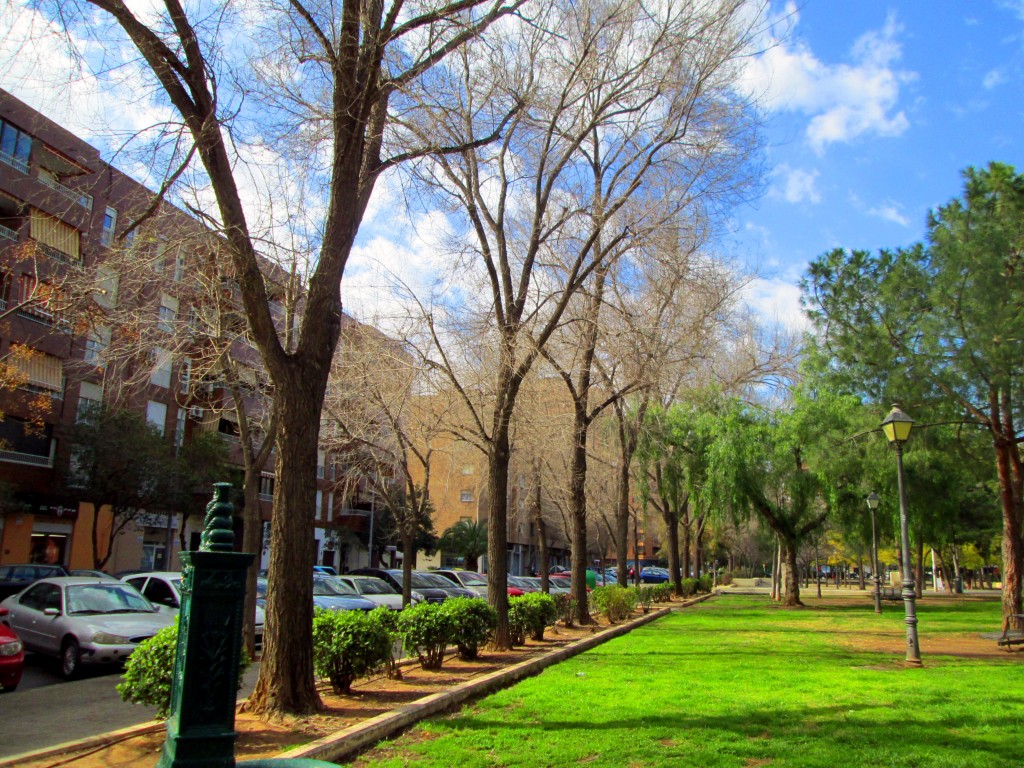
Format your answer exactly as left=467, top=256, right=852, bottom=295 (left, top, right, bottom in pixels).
left=0, top=620, right=25, bottom=692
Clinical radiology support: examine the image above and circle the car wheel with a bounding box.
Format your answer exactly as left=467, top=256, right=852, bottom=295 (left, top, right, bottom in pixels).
left=61, top=638, right=81, bottom=679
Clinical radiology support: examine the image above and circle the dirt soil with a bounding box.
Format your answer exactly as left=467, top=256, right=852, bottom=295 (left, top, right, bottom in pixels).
left=16, top=615, right=624, bottom=768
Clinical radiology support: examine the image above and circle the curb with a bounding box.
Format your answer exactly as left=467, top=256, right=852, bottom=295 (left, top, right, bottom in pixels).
left=0, top=721, right=166, bottom=768
left=285, top=606, right=673, bottom=764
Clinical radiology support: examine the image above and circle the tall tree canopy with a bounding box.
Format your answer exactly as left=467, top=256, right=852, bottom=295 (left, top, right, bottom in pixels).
left=803, top=162, right=1024, bottom=628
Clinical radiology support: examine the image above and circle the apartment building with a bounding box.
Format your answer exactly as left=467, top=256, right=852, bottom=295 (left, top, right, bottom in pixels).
left=0, top=88, right=378, bottom=574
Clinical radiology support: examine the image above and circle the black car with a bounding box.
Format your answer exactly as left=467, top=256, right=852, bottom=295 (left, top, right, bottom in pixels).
left=349, top=568, right=477, bottom=603
left=0, top=564, right=69, bottom=601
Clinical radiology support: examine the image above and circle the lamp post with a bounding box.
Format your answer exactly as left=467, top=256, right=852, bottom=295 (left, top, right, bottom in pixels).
left=866, top=491, right=882, bottom=615
left=880, top=404, right=922, bottom=667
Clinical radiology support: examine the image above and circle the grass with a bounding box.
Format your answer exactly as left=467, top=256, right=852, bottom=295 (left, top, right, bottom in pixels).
left=345, top=594, right=1024, bottom=768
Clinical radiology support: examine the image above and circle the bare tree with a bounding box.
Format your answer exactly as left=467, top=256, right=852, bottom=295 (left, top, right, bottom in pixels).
left=403, top=0, right=765, bottom=645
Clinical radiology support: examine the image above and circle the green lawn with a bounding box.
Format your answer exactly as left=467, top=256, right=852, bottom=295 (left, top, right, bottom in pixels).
left=347, top=595, right=1024, bottom=768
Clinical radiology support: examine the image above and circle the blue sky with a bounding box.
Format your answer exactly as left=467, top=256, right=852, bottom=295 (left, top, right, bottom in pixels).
left=740, top=1, right=1024, bottom=328
left=5, top=1, right=1024, bottom=331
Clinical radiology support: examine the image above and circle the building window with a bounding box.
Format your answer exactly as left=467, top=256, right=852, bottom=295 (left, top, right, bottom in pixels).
left=174, top=249, right=186, bottom=282
left=180, top=357, right=192, bottom=393
left=94, top=267, right=119, bottom=308
left=158, top=294, right=178, bottom=333
left=175, top=408, right=186, bottom=448
left=259, top=473, right=275, bottom=500
left=316, top=490, right=323, bottom=521
left=153, top=237, right=167, bottom=273
left=0, top=119, right=31, bottom=173
left=18, top=274, right=69, bottom=325
left=7, top=344, right=63, bottom=394
left=146, top=400, right=167, bottom=436
left=460, top=490, right=474, bottom=503
left=76, top=381, right=103, bottom=424
left=317, top=450, right=325, bottom=479
left=150, top=348, right=172, bottom=388
left=124, top=221, right=136, bottom=248
left=84, top=327, right=110, bottom=365
left=29, top=209, right=80, bottom=263
left=101, top=206, right=117, bottom=247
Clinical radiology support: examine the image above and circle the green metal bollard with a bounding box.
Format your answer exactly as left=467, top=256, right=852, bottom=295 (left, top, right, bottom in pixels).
left=157, top=483, right=253, bottom=768
left=156, top=483, right=337, bottom=768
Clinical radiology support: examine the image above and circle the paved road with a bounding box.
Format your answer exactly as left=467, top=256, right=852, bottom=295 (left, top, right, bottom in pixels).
left=0, top=661, right=260, bottom=759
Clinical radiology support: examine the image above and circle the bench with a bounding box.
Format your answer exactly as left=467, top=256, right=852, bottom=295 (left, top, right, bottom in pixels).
left=998, top=614, right=1024, bottom=650
left=879, top=586, right=901, bottom=601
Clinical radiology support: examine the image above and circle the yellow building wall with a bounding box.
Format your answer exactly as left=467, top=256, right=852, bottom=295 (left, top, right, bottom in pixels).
left=0, top=514, right=32, bottom=562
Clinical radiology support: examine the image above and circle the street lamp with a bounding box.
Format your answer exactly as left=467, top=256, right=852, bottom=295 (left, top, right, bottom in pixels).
left=880, top=404, right=922, bottom=666
left=866, top=491, right=882, bottom=615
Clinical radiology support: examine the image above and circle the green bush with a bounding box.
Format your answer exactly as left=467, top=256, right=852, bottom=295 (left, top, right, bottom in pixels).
left=312, top=607, right=395, bottom=694
left=552, top=593, right=577, bottom=627
left=590, top=585, right=637, bottom=623
left=720, top=570, right=734, bottom=586
left=651, top=583, right=673, bottom=602
left=397, top=601, right=456, bottom=670
left=698, top=574, right=713, bottom=593
left=117, top=618, right=249, bottom=719
left=442, top=597, right=496, bottom=660
left=508, top=592, right=557, bottom=644
left=680, top=577, right=699, bottom=597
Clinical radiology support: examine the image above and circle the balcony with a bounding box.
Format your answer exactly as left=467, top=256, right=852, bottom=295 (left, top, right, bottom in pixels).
left=33, top=241, right=82, bottom=269
left=0, top=445, right=54, bottom=468
left=37, top=173, right=92, bottom=211
left=0, top=150, right=28, bottom=175
left=0, top=223, right=18, bottom=242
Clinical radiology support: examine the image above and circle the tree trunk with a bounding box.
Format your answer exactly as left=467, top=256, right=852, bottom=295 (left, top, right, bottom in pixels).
left=487, top=418, right=512, bottom=649
left=782, top=538, right=802, bottom=606
left=995, top=438, right=1024, bottom=631
left=240, top=472, right=263, bottom=660
left=402, top=523, right=415, bottom=606
left=532, top=469, right=550, bottom=590
left=665, top=508, right=682, bottom=597
left=570, top=404, right=592, bottom=625
left=615, top=444, right=631, bottom=588
left=244, top=382, right=323, bottom=715
left=681, top=514, right=691, bottom=582
left=915, top=536, right=924, bottom=599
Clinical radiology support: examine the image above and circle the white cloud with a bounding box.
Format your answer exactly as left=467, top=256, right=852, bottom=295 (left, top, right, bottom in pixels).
left=772, top=164, right=820, bottom=204
left=983, top=68, right=1007, bottom=90
left=867, top=202, right=910, bottom=227
left=742, top=11, right=915, bottom=154
left=743, top=277, right=809, bottom=333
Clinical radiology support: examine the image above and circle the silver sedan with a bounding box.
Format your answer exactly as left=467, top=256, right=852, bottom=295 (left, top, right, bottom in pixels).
left=0, top=577, right=174, bottom=678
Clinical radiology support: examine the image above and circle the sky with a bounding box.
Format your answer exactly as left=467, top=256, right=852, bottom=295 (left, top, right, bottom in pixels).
left=4, top=1, right=1024, bottom=333
left=738, top=1, right=1024, bottom=330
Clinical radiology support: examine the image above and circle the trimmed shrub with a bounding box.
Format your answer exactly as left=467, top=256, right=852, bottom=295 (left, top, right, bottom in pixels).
left=650, top=583, right=673, bottom=602
left=590, top=585, right=637, bottom=623
left=680, top=577, right=699, bottom=597
left=553, top=593, right=577, bottom=627
left=698, top=574, right=714, bottom=593
left=720, top=570, right=734, bottom=586
left=312, top=606, right=395, bottom=694
left=443, top=597, right=496, bottom=660
left=508, top=592, right=558, bottom=644
left=397, top=601, right=457, bottom=670
left=117, top=618, right=249, bottom=719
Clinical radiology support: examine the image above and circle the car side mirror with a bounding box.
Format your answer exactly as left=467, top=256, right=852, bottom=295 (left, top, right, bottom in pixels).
left=44, top=607, right=60, bottom=616
left=165, top=597, right=179, bottom=608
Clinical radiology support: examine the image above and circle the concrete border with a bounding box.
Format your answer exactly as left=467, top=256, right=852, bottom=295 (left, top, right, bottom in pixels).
left=2, top=596, right=711, bottom=767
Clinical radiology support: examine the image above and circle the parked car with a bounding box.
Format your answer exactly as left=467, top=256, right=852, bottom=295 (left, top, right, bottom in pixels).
left=0, top=564, right=69, bottom=602
left=313, top=565, right=338, bottom=576
left=508, top=575, right=541, bottom=592
left=349, top=568, right=476, bottom=603
left=516, top=576, right=570, bottom=595
left=0, top=622, right=24, bottom=692
left=333, top=575, right=409, bottom=610
left=434, top=569, right=524, bottom=597
left=256, top=576, right=377, bottom=613
left=640, top=567, right=670, bottom=584
left=0, top=577, right=174, bottom=678
left=69, top=570, right=118, bottom=580
left=123, top=572, right=265, bottom=649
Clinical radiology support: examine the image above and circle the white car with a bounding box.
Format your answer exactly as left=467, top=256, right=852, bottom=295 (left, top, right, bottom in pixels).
left=123, top=571, right=265, bottom=649
left=0, top=577, right=174, bottom=678
left=334, top=575, right=411, bottom=610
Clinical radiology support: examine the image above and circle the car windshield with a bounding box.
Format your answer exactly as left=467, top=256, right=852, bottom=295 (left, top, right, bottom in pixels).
left=66, top=584, right=154, bottom=615
left=169, top=578, right=183, bottom=591
left=313, top=576, right=355, bottom=596
left=412, top=572, right=459, bottom=589
left=324, top=577, right=358, bottom=595
left=353, top=578, right=397, bottom=595
left=455, top=572, right=487, bottom=587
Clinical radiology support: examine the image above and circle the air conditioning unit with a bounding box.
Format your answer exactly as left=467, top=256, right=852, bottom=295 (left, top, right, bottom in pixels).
left=188, top=406, right=205, bottom=420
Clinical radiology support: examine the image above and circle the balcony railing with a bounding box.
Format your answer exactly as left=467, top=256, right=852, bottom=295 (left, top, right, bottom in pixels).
left=0, top=223, right=18, bottom=242
left=0, top=150, right=28, bottom=174
left=37, top=174, right=92, bottom=210
left=0, top=448, right=54, bottom=468
left=33, top=241, right=82, bottom=268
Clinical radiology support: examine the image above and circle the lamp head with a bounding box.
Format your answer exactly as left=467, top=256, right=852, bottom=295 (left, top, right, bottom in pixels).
left=881, top=404, right=914, bottom=444
left=866, top=491, right=880, bottom=510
